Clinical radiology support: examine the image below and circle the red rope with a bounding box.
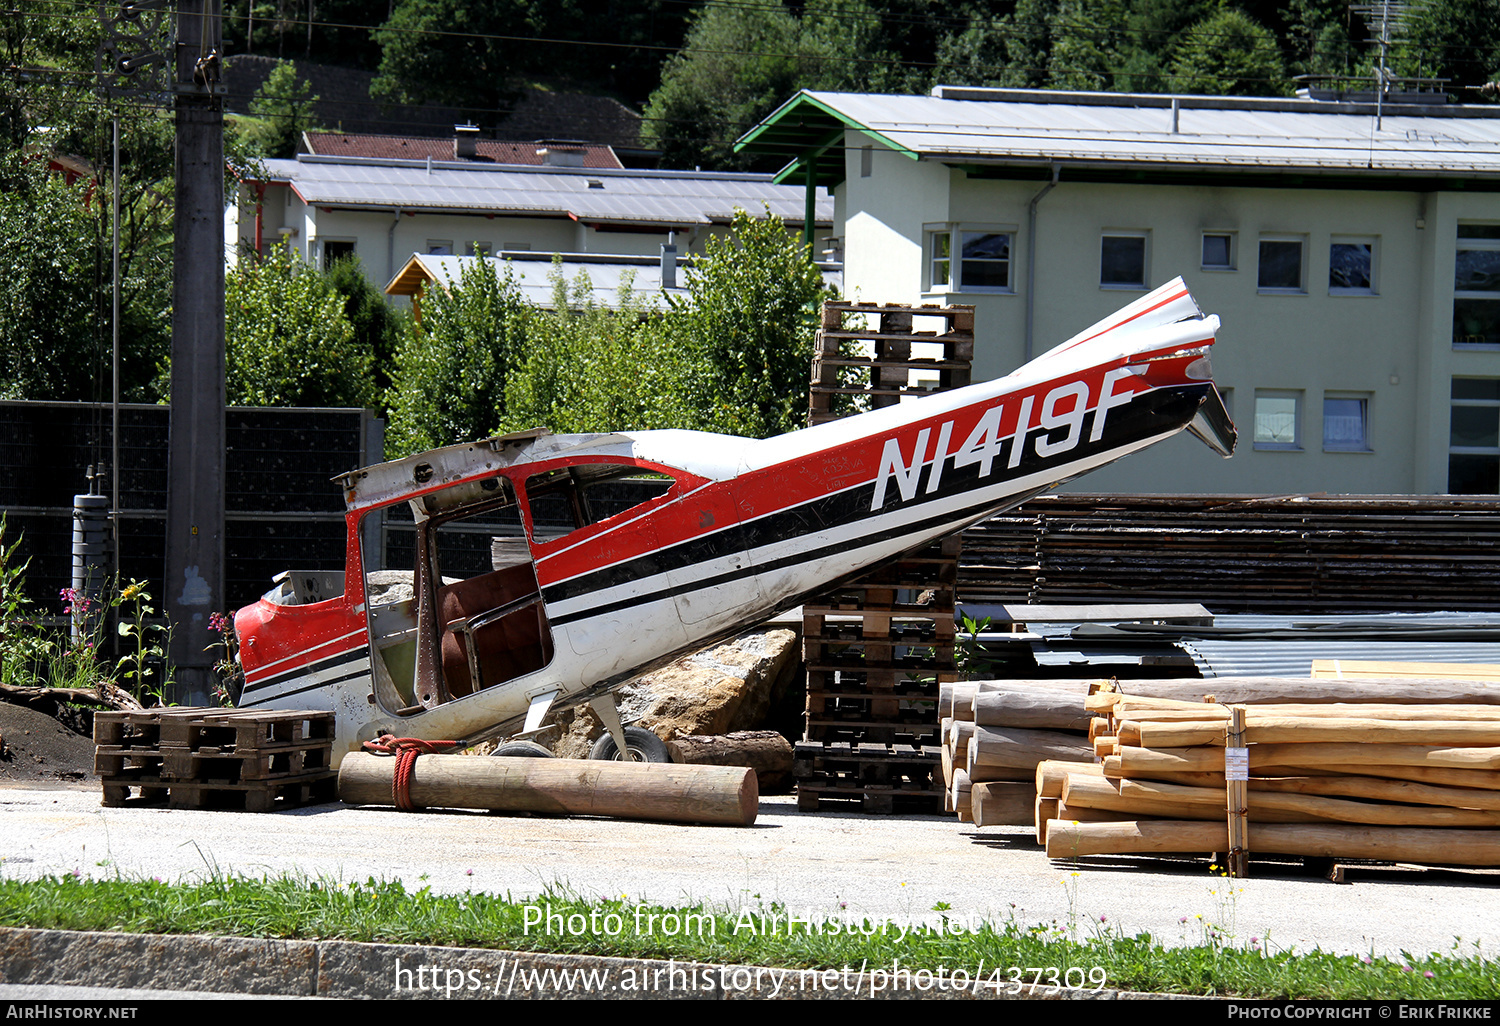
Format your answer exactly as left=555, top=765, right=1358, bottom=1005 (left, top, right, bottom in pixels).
left=361, top=735, right=463, bottom=811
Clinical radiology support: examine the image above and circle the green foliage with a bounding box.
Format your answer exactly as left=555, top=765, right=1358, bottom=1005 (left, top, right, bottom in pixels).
left=643, top=0, right=900, bottom=171
left=324, top=254, right=409, bottom=396
left=0, top=159, right=105, bottom=401
left=385, top=257, right=533, bottom=457
left=500, top=265, right=691, bottom=435
left=668, top=208, right=834, bottom=438
left=236, top=61, right=322, bottom=159
left=1169, top=8, right=1290, bottom=95
left=225, top=246, right=374, bottom=408
left=372, top=0, right=549, bottom=114
left=0, top=516, right=51, bottom=688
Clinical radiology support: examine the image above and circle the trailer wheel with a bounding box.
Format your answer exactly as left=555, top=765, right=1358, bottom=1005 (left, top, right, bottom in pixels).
left=589, top=726, right=670, bottom=763
left=491, top=741, right=554, bottom=758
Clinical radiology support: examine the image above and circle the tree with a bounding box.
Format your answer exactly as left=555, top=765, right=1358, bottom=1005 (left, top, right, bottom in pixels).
left=500, top=265, right=691, bottom=435
left=237, top=61, right=321, bottom=159
left=643, top=0, right=898, bottom=171
left=324, top=254, right=408, bottom=396
left=385, top=257, right=532, bottom=457
left=668, top=208, right=835, bottom=438
left=1169, top=8, right=1290, bottom=95
left=225, top=245, right=373, bottom=408
left=0, top=159, right=106, bottom=401
left=371, top=0, right=552, bottom=117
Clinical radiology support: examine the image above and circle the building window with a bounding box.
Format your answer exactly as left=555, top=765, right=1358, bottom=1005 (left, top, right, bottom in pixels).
left=427, top=240, right=454, bottom=255
left=1449, top=378, right=1500, bottom=492
left=928, top=227, right=1013, bottom=292
left=1329, top=237, right=1375, bottom=294
left=322, top=240, right=355, bottom=268
left=1323, top=394, right=1371, bottom=451
left=1258, top=236, right=1305, bottom=292
left=1254, top=390, right=1302, bottom=450
left=1453, top=225, right=1500, bottom=347
left=466, top=241, right=493, bottom=257
left=1100, top=232, right=1147, bottom=288
left=1202, top=232, right=1235, bottom=271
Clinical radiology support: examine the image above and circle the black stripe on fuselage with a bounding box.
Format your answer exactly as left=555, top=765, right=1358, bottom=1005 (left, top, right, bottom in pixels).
left=544, top=385, right=1205, bottom=625
left=238, top=663, right=370, bottom=707
left=240, top=644, right=371, bottom=698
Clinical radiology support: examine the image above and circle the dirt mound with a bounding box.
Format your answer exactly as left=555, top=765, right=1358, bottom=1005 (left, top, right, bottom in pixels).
left=0, top=701, right=97, bottom=783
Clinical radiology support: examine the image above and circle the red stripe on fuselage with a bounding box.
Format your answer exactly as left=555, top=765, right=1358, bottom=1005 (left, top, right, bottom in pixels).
left=529, top=361, right=1163, bottom=588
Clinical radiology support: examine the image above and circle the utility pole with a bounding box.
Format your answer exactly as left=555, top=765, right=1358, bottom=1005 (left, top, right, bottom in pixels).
left=164, top=0, right=225, bottom=702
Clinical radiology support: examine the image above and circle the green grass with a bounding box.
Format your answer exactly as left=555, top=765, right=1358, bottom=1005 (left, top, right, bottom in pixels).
left=0, top=873, right=1494, bottom=999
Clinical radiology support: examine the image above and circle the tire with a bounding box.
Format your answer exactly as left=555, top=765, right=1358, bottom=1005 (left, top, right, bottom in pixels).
left=588, top=726, right=671, bottom=763
left=491, top=740, right=554, bottom=758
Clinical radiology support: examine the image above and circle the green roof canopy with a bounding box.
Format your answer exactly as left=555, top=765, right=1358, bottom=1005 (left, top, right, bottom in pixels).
left=734, top=91, right=918, bottom=187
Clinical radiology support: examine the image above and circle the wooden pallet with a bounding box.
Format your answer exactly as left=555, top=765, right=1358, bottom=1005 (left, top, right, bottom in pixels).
left=797, top=300, right=971, bottom=812
left=793, top=742, right=944, bottom=814
left=95, top=708, right=336, bottom=812
left=809, top=303, right=975, bottom=426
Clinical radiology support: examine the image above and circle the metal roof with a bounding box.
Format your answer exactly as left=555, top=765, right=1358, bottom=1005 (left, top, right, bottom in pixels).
left=385, top=252, right=842, bottom=311
left=256, top=155, right=832, bottom=228
left=962, top=608, right=1500, bottom=678
left=737, top=87, right=1500, bottom=188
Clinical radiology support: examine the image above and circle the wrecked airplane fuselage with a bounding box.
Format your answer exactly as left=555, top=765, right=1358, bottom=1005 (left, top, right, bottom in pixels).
left=233, top=278, right=1235, bottom=765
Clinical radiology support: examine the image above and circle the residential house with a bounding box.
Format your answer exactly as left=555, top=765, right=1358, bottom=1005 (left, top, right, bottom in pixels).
left=737, top=87, right=1500, bottom=495
left=226, top=141, right=835, bottom=303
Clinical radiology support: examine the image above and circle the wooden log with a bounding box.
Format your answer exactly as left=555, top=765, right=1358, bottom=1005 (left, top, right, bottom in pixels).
left=1059, top=773, right=1323, bottom=823
left=1045, top=819, right=1500, bottom=865
left=1129, top=717, right=1500, bottom=749
left=969, top=726, right=1095, bottom=770
left=968, top=763, right=1038, bottom=784
left=1108, top=777, right=1500, bottom=827
left=1035, top=796, right=1058, bottom=844
left=970, top=781, right=1036, bottom=827
left=972, top=690, right=1092, bottom=731
left=1245, top=774, right=1500, bottom=810
left=1118, top=744, right=1500, bottom=775
left=1119, top=701, right=1500, bottom=722
left=1114, top=677, right=1500, bottom=706
left=338, top=752, right=757, bottom=826
left=666, top=731, right=793, bottom=794
left=1036, top=758, right=1103, bottom=798
left=953, top=767, right=971, bottom=820
left=1311, top=660, right=1500, bottom=682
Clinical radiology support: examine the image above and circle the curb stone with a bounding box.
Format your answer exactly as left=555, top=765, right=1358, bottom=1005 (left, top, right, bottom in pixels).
left=0, top=927, right=1199, bottom=1000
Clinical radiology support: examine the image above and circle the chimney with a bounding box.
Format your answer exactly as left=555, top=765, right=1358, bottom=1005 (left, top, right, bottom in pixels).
left=454, top=124, right=479, bottom=160
left=661, top=231, right=678, bottom=290
left=536, top=140, right=585, bottom=167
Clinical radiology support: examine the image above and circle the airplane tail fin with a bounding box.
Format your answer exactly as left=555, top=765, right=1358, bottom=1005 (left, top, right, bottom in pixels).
left=1188, top=383, right=1236, bottom=457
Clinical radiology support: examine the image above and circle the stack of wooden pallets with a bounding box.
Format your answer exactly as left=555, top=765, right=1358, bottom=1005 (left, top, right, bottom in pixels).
left=95, top=708, right=337, bottom=812
left=796, top=302, right=974, bottom=814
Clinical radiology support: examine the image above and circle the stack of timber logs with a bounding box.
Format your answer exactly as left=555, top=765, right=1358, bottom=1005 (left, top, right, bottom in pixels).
left=960, top=493, right=1500, bottom=613
left=939, top=680, right=1096, bottom=827
left=1039, top=676, right=1500, bottom=870
left=797, top=302, right=975, bottom=815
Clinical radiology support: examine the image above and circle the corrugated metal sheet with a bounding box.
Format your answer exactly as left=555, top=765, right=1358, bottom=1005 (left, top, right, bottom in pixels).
left=261, top=157, right=833, bottom=225
left=801, top=90, right=1500, bottom=177
left=980, top=610, right=1500, bottom=678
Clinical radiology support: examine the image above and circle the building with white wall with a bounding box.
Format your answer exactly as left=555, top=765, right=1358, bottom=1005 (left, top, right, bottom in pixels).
left=226, top=152, right=834, bottom=301
left=738, top=87, right=1500, bottom=495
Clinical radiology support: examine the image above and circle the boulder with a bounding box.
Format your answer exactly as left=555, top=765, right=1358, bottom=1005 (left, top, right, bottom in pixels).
left=547, top=627, right=800, bottom=755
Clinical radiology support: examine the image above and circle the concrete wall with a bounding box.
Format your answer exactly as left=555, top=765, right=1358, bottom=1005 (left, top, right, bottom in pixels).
left=837, top=152, right=1500, bottom=494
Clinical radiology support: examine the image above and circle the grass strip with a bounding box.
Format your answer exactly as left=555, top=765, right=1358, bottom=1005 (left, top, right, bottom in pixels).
left=0, top=873, right=1493, bottom=999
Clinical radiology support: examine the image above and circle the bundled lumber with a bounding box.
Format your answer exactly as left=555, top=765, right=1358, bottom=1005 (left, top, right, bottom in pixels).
left=940, top=680, right=1095, bottom=827
left=1052, top=678, right=1500, bottom=871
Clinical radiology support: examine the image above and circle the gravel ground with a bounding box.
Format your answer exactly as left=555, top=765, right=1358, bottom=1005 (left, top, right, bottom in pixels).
left=2, top=783, right=1497, bottom=964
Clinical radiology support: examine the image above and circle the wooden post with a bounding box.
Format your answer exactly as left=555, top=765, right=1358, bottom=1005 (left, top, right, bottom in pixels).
left=1226, top=705, right=1249, bottom=877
